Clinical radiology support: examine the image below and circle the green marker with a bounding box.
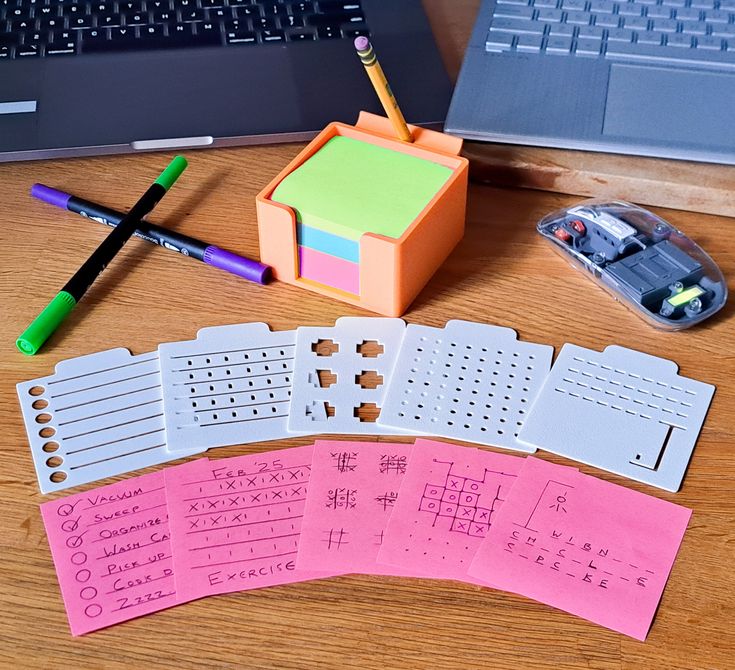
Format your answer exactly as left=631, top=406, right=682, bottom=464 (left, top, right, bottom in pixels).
left=17, top=156, right=188, bottom=355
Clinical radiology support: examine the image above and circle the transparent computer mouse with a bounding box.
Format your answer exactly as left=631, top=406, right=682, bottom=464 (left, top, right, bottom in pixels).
left=537, top=199, right=727, bottom=330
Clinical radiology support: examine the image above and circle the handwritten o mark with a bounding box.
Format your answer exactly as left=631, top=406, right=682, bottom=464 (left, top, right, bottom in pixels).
left=66, top=535, right=84, bottom=549
left=75, top=569, right=91, bottom=583
left=84, top=604, right=103, bottom=618
left=56, top=503, right=76, bottom=517
left=70, top=552, right=87, bottom=566
left=79, top=587, right=97, bottom=601
left=61, top=518, right=80, bottom=533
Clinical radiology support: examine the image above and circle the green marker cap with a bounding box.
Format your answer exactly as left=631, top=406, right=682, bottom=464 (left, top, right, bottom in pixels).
left=155, top=155, right=188, bottom=191
left=16, top=291, right=77, bottom=356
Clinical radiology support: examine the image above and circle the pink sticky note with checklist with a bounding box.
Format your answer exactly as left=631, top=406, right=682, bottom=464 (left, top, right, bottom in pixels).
left=467, top=457, right=691, bottom=640
left=165, top=446, right=340, bottom=601
left=41, top=470, right=181, bottom=636
left=296, top=440, right=422, bottom=577
left=377, top=439, right=523, bottom=584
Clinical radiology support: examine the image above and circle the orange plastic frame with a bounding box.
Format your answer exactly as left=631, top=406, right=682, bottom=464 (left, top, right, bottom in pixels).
left=255, top=111, right=469, bottom=317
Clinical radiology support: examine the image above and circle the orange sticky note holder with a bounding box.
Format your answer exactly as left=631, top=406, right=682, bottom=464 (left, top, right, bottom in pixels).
left=255, top=112, right=469, bottom=317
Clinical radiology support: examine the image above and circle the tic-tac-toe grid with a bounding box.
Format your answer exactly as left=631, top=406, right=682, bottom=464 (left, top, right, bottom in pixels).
left=159, top=323, right=308, bottom=452
left=518, top=344, right=715, bottom=492
left=16, top=348, right=204, bottom=493
left=377, top=320, right=554, bottom=451
left=288, top=317, right=411, bottom=434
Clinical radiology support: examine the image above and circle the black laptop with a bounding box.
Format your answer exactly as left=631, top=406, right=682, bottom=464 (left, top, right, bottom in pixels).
left=0, top=0, right=452, bottom=161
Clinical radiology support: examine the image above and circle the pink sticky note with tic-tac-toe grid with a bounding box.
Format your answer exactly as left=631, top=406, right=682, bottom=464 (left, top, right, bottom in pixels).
left=377, top=439, right=524, bottom=584
left=296, top=440, right=423, bottom=577
left=41, top=470, right=182, bottom=636
left=164, top=446, right=341, bottom=601
left=468, top=457, right=691, bottom=640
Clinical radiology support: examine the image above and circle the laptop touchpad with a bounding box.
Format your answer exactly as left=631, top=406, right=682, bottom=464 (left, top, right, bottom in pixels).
left=602, top=64, right=735, bottom=148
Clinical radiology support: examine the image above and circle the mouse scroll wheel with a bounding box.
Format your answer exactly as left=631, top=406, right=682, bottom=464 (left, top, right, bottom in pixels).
left=570, top=219, right=586, bottom=234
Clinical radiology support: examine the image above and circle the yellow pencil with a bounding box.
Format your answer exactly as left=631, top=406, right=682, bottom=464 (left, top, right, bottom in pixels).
left=354, top=36, right=414, bottom=143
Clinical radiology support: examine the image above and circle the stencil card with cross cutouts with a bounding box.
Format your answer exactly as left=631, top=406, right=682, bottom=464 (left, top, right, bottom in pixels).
left=288, top=317, right=412, bottom=434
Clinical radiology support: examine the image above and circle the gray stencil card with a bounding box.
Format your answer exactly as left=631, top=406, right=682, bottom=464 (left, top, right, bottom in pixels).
left=517, top=343, right=715, bottom=492
left=16, top=348, right=204, bottom=494
left=288, top=317, right=413, bottom=435
left=377, top=320, right=554, bottom=452
left=159, top=323, right=311, bottom=452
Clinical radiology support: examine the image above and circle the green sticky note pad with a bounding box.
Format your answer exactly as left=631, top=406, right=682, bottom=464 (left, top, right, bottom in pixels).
left=271, top=136, right=453, bottom=241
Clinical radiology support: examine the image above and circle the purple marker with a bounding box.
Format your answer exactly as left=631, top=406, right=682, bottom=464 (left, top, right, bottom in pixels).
left=31, top=184, right=271, bottom=285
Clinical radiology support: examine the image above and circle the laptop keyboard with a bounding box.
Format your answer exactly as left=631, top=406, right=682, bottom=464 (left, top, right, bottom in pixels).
left=486, top=0, right=735, bottom=70
left=0, top=0, right=368, bottom=59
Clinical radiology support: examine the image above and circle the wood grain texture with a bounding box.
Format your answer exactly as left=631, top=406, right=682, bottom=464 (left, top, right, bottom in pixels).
left=1, top=2, right=734, bottom=667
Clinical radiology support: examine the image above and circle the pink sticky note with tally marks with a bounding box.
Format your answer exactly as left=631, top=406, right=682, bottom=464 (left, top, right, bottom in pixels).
left=40, top=470, right=181, bottom=636
left=165, top=446, right=341, bottom=601
left=467, top=457, right=692, bottom=640
left=296, top=440, right=422, bottom=577
left=377, top=439, right=524, bottom=584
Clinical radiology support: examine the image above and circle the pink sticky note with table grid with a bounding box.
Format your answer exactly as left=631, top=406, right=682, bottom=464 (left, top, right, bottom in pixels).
left=296, top=440, right=423, bottom=577
left=165, top=446, right=341, bottom=601
left=40, top=470, right=181, bottom=636
left=377, top=439, right=524, bottom=584
left=467, top=457, right=691, bottom=640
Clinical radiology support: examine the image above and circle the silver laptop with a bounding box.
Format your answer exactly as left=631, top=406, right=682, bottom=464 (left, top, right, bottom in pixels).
left=446, top=0, right=735, bottom=164
left=0, top=0, right=451, bottom=162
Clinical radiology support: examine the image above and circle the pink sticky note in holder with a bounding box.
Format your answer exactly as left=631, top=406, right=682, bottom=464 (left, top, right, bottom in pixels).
left=164, top=446, right=342, bottom=601
left=40, top=471, right=182, bottom=636
left=296, top=440, right=422, bottom=577
left=468, top=457, right=692, bottom=640
left=377, top=439, right=524, bottom=584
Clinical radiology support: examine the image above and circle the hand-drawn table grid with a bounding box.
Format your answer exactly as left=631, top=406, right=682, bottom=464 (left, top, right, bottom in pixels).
left=418, top=459, right=517, bottom=539
left=180, top=462, right=312, bottom=571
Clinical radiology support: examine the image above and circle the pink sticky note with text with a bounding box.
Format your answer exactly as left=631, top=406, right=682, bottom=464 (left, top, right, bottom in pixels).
left=165, top=445, right=341, bottom=601
left=377, top=439, right=523, bottom=584
left=296, top=440, right=422, bottom=577
left=468, top=457, right=691, bottom=640
left=41, top=470, right=181, bottom=636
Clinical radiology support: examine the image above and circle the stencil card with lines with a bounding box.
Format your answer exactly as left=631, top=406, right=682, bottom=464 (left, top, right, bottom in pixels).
left=377, top=439, right=523, bottom=584
left=158, top=323, right=308, bottom=453
left=164, top=446, right=341, bottom=602
left=296, top=440, right=424, bottom=577
left=17, top=348, right=204, bottom=494
left=468, top=457, right=691, bottom=641
left=40, top=470, right=186, bottom=636
left=377, top=320, right=554, bottom=452
left=517, top=344, right=715, bottom=492
left=288, top=317, right=411, bottom=435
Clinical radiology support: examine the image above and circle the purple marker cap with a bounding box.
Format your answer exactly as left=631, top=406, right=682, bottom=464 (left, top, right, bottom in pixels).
left=31, top=183, right=72, bottom=209
left=203, top=246, right=272, bottom=285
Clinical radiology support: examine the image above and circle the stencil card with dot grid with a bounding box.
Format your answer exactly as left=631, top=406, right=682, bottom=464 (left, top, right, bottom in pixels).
left=159, top=323, right=309, bottom=453
left=16, top=348, right=204, bottom=494
left=517, top=344, right=715, bottom=492
left=377, top=320, right=554, bottom=452
left=288, top=317, right=412, bottom=435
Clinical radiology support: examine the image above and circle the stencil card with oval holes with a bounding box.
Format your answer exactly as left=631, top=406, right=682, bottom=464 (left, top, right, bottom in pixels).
left=158, top=323, right=311, bottom=453
left=517, top=344, right=715, bottom=492
left=16, top=348, right=204, bottom=494
left=377, top=321, right=554, bottom=452
left=288, top=317, right=412, bottom=434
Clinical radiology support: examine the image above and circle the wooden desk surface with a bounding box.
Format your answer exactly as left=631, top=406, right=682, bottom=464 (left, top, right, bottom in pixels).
left=1, top=3, right=734, bottom=668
